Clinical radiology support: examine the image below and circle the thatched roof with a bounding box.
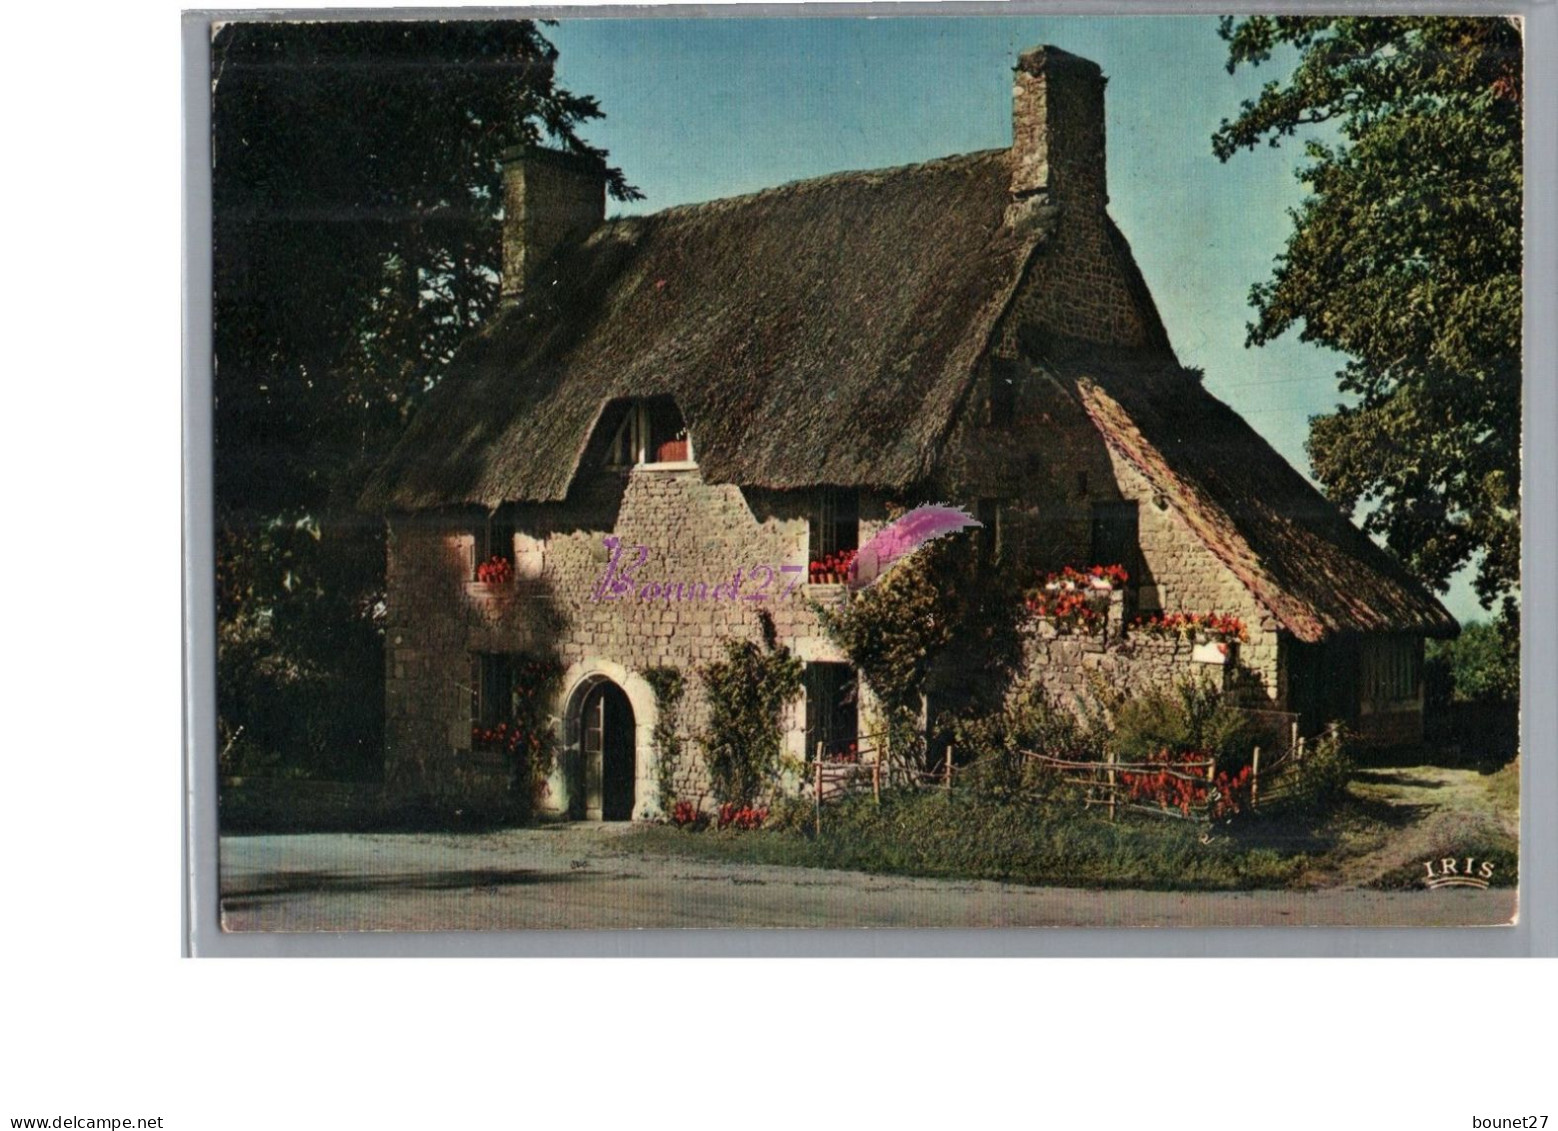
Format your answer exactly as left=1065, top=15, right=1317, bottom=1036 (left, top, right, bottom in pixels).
left=1060, top=352, right=1458, bottom=642
left=359, top=149, right=1041, bottom=510
left=358, top=144, right=1454, bottom=643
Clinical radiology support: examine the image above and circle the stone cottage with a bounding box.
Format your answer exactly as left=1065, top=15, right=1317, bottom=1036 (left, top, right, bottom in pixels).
left=359, top=46, right=1456, bottom=820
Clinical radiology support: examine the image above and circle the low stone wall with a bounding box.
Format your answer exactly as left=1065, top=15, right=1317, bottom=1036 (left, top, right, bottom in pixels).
left=1018, top=592, right=1237, bottom=711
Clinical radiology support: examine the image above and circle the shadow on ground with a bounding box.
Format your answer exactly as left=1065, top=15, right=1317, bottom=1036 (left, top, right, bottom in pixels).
left=1352, top=769, right=1448, bottom=791
left=223, top=867, right=582, bottom=907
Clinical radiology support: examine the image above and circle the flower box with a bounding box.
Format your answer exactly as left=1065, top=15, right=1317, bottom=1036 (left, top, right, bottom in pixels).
left=809, top=549, right=858, bottom=586
left=475, top=555, right=514, bottom=585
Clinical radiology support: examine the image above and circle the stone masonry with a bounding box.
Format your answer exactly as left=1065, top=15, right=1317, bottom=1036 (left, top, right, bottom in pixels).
left=381, top=46, right=1314, bottom=821
left=385, top=466, right=891, bottom=819
left=1020, top=593, right=1233, bottom=709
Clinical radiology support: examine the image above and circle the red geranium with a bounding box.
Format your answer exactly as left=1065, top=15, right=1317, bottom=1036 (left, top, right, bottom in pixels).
left=476, top=555, right=514, bottom=584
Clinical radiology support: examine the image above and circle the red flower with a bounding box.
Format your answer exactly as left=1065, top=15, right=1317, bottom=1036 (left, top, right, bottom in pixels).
left=476, top=556, right=514, bottom=584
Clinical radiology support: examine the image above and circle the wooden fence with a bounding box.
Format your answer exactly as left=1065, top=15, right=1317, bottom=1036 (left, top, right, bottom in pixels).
left=806, top=725, right=1321, bottom=828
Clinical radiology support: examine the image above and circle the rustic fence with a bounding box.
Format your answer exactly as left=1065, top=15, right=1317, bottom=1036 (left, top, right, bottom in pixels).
left=805, top=724, right=1321, bottom=829
left=1239, top=708, right=1302, bottom=759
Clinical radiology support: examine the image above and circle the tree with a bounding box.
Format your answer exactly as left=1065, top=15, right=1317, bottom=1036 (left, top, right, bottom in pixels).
left=1426, top=617, right=1519, bottom=705
left=1213, top=17, right=1522, bottom=612
left=213, top=20, right=638, bottom=515
left=212, top=21, right=637, bottom=778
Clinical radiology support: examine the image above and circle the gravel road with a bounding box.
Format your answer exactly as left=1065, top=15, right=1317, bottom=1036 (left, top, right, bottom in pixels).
left=218, top=823, right=1515, bottom=932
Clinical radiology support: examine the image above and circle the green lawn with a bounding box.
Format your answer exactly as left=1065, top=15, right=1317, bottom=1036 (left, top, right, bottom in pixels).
left=623, top=762, right=1519, bottom=892
left=625, top=791, right=1316, bottom=891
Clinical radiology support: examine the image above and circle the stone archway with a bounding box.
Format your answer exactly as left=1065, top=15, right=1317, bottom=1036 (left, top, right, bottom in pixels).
left=557, top=663, right=659, bottom=821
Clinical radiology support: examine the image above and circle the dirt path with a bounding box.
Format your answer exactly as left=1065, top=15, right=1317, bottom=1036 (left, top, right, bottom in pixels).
left=1321, top=764, right=1518, bottom=888
left=218, top=810, right=1516, bottom=932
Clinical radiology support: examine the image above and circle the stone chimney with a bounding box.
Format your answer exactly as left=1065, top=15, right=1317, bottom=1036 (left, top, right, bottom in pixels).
left=499, top=145, right=607, bottom=308
left=1008, top=46, right=1108, bottom=224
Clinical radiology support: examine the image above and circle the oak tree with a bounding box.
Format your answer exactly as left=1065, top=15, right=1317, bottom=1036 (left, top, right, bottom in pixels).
left=1213, top=17, right=1522, bottom=612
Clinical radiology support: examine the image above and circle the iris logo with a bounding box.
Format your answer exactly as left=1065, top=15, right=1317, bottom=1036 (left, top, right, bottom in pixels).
left=1421, top=856, right=1497, bottom=889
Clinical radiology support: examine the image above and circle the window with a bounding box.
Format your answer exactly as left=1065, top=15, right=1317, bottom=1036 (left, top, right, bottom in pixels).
left=474, top=510, right=516, bottom=580
left=809, top=488, right=859, bottom=565
left=1090, top=500, right=1141, bottom=579
left=989, top=359, right=1018, bottom=427
left=471, top=653, right=517, bottom=730
left=805, top=663, right=858, bottom=760
left=1361, top=638, right=1422, bottom=705
left=607, top=396, right=693, bottom=468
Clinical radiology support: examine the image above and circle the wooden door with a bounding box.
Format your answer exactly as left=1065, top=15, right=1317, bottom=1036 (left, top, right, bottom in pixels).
left=582, top=687, right=605, bottom=819
left=580, top=681, right=635, bottom=821
left=601, top=684, right=635, bottom=821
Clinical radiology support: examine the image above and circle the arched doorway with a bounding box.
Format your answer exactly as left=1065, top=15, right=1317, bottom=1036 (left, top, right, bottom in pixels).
left=574, top=678, right=636, bottom=821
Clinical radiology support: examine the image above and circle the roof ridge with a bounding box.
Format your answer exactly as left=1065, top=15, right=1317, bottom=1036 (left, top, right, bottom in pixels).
left=609, top=147, right=1010, bottom=226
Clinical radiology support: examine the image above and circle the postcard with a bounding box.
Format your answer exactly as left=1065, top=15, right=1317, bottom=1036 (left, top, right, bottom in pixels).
left=209, top=13, right=1522, bottom=931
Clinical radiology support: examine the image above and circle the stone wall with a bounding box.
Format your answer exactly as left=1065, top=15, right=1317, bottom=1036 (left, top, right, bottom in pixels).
left=384, top=467, right=879, bottom=819
left=931, top=357, right=1284, bottom=713
left=386, top=445, right=1290, bottom=820
left=500, top=147, right=606, bottom=308
left=1018, top=591, right=1236, bottom=712
left=1003, top=47, right=1152, bottom=349
left=1003, top=217, right=1156, bottom=350
left=1102, top=447, right=1281, bottom=703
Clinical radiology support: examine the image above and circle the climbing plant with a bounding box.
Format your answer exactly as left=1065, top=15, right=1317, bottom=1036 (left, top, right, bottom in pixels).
left=470, top=653, right=563, bottom=820
left=643, top=665, right=687, bottom=813
left=817, top=533, right=1025, bottom=769
left=699, top=612, right=803, bottom=808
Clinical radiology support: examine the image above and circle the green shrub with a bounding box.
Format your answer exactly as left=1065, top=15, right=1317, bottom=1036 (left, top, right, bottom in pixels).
left=1111, top=675, right=1252, bottom=769
left=816, top=533, right=1027, bottom=769
left=765, top=794, right=816, bottom=835
left=643, top=665, right=687, bottom=812
left=699, top=612, right=804, bottom=807
left=1286, top=726, right=1353, bottom=817
left=1426, top=609, right=1519, bottom=704
left=947, top=685, right=1089, bottom=803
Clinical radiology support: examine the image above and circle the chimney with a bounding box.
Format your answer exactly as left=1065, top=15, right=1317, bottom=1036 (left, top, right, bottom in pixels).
left=500, top=145, right=607, bottom=308
left=1008, top=46, right=1108, bottom=221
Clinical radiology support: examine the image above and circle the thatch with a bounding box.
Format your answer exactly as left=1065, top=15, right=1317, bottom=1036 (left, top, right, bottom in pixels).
left=358, top=143, right=1456, bottom=644
left=1060, top=351, right=1458, bottom=642
left=359, top=149, right=1039, bottom=511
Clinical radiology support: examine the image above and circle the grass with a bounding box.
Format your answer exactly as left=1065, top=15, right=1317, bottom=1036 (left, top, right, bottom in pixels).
left=624, top=790, right=1340, bottom=891
left=1482, top=757, right=1520, bottom=822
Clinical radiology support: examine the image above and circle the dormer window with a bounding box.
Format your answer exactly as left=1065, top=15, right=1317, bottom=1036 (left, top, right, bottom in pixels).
left=606, top=397, right=695, bottom=469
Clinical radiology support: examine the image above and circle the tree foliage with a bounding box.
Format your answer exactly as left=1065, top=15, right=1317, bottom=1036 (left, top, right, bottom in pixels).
left=214, top=19, right=637, bottom=513
left=1426, top=615, right=1519, bottom=704
left=212, top=21, right=635, bottom=777
left=1213, top=17, right=1522, bottom=608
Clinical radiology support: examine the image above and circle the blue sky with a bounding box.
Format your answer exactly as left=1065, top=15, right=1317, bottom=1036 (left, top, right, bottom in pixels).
left=548, top=15, right=1485, bottom=623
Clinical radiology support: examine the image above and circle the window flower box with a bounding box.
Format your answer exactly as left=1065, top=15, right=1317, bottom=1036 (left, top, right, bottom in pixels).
left=809, top=548, right=858, bottom=586
left=655, top=438, right=689, bottom=463
left=476, top=555, right=514, bottom=585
